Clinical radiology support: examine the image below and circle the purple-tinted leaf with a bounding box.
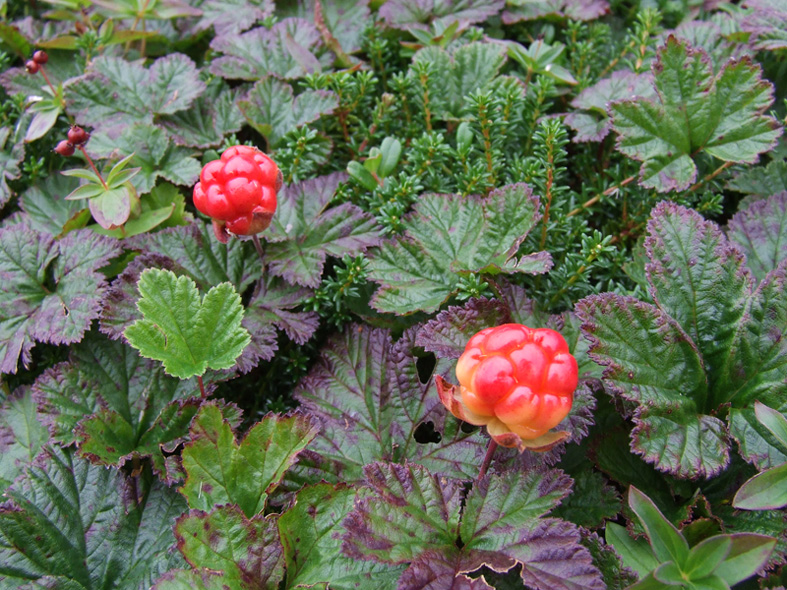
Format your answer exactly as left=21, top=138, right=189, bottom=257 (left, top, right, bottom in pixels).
left=17, top=175, right=84, bottom=236
left=209, top=19, right=327, bottom=81
left=645, top=201, right=753, bottom=404
left=368, top=184, right=549, bottom=315
left=157, top=82, right=244, bottom=149
left=279, top=0, right=371, bottom=54
left=66, top=54, right=205, bottom=135
left=460, top=468, right=573, bottom=551
left=713, top=505, right=787, bottom=572
left=175, top=505, right=283, bottom=589
left=668, top=20, right=752, bottom=69
left=86, top=122, right=200, bottom=195
left=380, top=0, right=504, bottom=31
left=127, top=221, right=262, bottom=293
left=180, top=403, right=318, bottom=517
left=342, top=462, right=465, bottom=564
left=565, top=71, right=654, bottom=143
left=0, top=446, right=186, bottom=589
left=152, top=569, right=230, bottom=590
left=727, top=191, right=787, bottom=283
left=415, top=297, right=512, bottom=359
left=88, top=185, right=131, bottom=229
left=741, top=0, right=787, bottom=51
left=716, top=262, right=787, bottom=409
left=577, top=293, right=732, bottom=478
left=553, top=467, right=621, bottom=528
left=0, top=387, right=49, bottom=493
left=32, top=331, right=204, bottom=481
left=0, top=226, right=121, bottom=375
left=502, top=0, right=609, bottom=24
left=278, top=483, right=402, bottom=588
left=238, top=77, right=338, bottom=148
left=293, top=325, right=486, bottom=484
left=611, top=36, right=782, bottom=192
left=0, top=126, right=25, bottom=209
left=727, top=159, right=787, bottom=197
left=398, top=550, right=503, bottom=590
left=192, top=0, right=274, bottom=36
left=493, top=279, right=549, bottom=327
left=263, top=172, right=382, bottom=287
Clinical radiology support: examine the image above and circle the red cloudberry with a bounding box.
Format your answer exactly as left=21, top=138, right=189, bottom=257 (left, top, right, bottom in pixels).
left=192, top=145, right=282, bottom=243
left=438, top=323, right=578, bottom=451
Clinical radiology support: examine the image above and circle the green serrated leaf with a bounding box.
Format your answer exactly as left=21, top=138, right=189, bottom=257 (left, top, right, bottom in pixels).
left=152, top=569, right=233, bottom=590
left=368, top=184, right=549, bottom=315
left=605, top=522, right=660, bottom=578
left=180, top=404, right=318, bottom=517
left=124, top=268, right=250, bottom=379
left=629, top=486, right=690, bottom=567
left=611, top=36, right=781, bottom=192
left=18, top=175, right=85, bottom=236
left=0, top=127, right=24, bottom=208
left=278, top=483, right=398, bottom=589
left=727, top=192, right=787, bottom=283
left=175, top=505, right=283, bottom=589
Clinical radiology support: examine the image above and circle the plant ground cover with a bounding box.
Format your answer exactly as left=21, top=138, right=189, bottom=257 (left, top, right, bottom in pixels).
left=1, top=0, right=787, bottom=588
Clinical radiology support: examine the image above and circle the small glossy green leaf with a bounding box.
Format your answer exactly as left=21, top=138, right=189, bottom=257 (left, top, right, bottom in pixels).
left=124, top=268, right=250, bottom=379
left=604, top=522, right=660, bottom=578
left=378, top=137, right=402, bottom=177
left=754, top=401, right=787, bottom=448
left=653, top=561, right=685, bottom=586
left=733, top=462, right=787, bottom=510
left=713, top=534, right=777, bottom=586
left=64, top=183, right=105, bottom=201
left=89, top=185, right=131, bottom=230
left=629, top=487, right=690, bottom=567
left=363, top=148, right=382, bottom=173
left=683, top=536, right=732, bottom=579
left=689, top=574, right=730, bottom=590
left=91, top=204, right=175, bottom=239
left=60, top=168, right=102, bottom=183
left=347, top=160, right=379, bottom=191
left=25, top=105, right=61, bottom=142
left=628, top=572, right=668, bottom=590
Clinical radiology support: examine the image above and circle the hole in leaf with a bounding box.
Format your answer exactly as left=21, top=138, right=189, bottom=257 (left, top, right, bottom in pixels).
left=415, top=353, right=436, bottom=384
left=413, top=421, right=442, bottom=444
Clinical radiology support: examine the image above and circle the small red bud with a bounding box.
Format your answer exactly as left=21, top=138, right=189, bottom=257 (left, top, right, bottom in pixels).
left=25, top=60, right=40, bottom=74
left=32, top=50, right=49, bottom=65
left=67, top=126, right=89, bottom=146
left=54, top=140, right=75, bottom=157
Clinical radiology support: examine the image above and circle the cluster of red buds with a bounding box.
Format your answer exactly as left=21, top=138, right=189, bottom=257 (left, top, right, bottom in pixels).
left=25, top=50, right=48, bottom=74
left=54, top=126, right=90, bottom=157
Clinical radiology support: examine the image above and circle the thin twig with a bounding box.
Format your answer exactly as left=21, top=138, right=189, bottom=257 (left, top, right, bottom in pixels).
left=567, top=175, right=636, bottom=218
left=78, top=145, right=108, bottom=189
left=197, top=375, right=207, bottom=399
left=477, top=439, right=499, bottom=481
left=252, top=235, right=265, bottom=263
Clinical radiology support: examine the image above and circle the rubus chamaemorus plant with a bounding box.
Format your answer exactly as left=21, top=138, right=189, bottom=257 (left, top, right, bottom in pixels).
left=0, top=1, right=786, bottom=589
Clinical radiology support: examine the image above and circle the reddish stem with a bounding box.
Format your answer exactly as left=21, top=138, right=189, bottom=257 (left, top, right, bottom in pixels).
left=477, top=439, right=499, bottom=481
left=252, top=234, right=265, bottom=264
left=78, top=145, right=108, bottom=190
left=197, top=375, right=206, bottom=399
left=38, top=66, right=58, bottom=96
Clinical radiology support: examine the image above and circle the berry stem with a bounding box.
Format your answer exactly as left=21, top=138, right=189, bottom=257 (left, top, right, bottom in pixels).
left=197, top=375, right=206, bottom=399
left=251, top=235, right=265, bottom=263
left=78, top=145, right=108, bottom=190
left=37, top=66, right=58, bottom=96
left=477, top=438, right=498, bottom=481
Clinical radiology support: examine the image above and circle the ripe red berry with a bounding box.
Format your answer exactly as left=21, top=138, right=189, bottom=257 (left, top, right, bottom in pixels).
left=67, top=126, right=89, bottom=146
left=54, top=140, right=75, bottom=157
left=25, top=60, right=39, bottom=74
left=193, top=145, right=281, bottom=243
left=32, top=50, right=49, bottom=65
left=441, top=324, right=578, bottom=447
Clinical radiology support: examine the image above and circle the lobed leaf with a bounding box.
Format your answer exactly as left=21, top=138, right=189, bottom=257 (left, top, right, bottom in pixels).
left=263, top=172, right=382, bottom=287
left=502, top=0, right=609, bottom=24
left=66, top=54, right=205, bottom=135
left=611, top=36, right=782, bottom=192
left=380, top=0, right=504, bottom=31
left=727, top=160, right=787, bottom=197
left=209, top=19, right=327, bottom=81
left=175, top=505, right=283, bottom=589
left=191, top=0, right=274, bottom=36
left=278, top=482, right=401, bottom=589
left=279, top=0, right=371, bottom=55
left=367, top=184, right=549, bottom=315
left=727, top=191, right=787, bottom=282
left=124, top=269, right=250, bottom=379
left=180, top=403, right=318, bottom=517
left=239, top=77, right=338, bottom=148
left=0, top=226, right=121, bottom=375
left=0, top=387, right=49, bottom=493
left=0, top=446, right=186, bottom=589
left=741, top=0, right=787, bottom=52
